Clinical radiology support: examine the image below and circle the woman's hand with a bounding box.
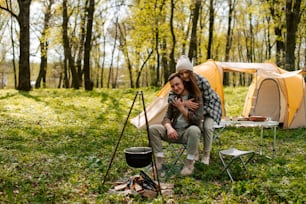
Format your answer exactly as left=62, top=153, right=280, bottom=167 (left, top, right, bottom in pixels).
left=184, top=98, right=199, bottom=111
left=171, top=98, right=185, bottom=112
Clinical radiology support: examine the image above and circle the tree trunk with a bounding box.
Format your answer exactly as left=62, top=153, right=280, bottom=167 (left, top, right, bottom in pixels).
left=268, top=0, right=285, bottom=67
left=35, top=41, right=47, bottom=88
left=296, top=33, right=302, bottom=70
left=246, top=12, right=254, bottom=62
left=36, top=0, right=53, bottom=88
left=83, top=0, right=95, bottom=90
left=225, top=0, right=235, bottom=61
left=154, top=28, right=160, bottom=87
left=285, top=0, right=301, bottom=71
left=153, top=0, right=166, bottom=87
left=135, top=50, right=153, bottom=88
left=265, top=16, right=272, bottom=60
left=107, top=18, right=118, bottom=88
left=9, top=3, right=17, bottom=89
left=17, top=0, right=32, bottom=91
left=207, top=0, right=214, bottom=59
left=275, top=27, right=285, bottom=67
left=188, top=0, right=201, bottom=62
left=168, top=0, right=175, bottom=81
left=100, top=35, right=106, bottom=88
left=224, top=0, right=236, bottom=86
left=118, top=23, right=134, bottom=88
left=62, top=0, right=79, bottom=89
left=76, top=10, right=86, bottom=86
left=161, top=43, right=168, bottom=85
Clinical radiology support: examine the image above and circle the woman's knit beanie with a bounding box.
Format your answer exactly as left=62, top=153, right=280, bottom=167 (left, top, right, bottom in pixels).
left=176, top=55, right=193, bottom=72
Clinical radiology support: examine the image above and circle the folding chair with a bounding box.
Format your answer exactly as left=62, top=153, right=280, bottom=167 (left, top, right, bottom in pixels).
left=165, top=142, right=187, bottom=165
left=165, top=123, right=203, bottom=165
left=219, top=148, right=255, bottom=182
left=213, top=122, right=225, bottom=142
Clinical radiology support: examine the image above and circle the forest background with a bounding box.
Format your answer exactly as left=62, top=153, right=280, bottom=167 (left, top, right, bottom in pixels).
left=0, top=1, right=305, bottom=202
left=0, top=0, right=305, bottom=91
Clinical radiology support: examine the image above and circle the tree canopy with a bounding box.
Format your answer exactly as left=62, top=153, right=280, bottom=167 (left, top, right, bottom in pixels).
left=0, top=0, right=305, bottom=89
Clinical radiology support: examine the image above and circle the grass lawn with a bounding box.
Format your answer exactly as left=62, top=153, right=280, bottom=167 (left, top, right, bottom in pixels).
left=0, top=87, right=305, bottom=203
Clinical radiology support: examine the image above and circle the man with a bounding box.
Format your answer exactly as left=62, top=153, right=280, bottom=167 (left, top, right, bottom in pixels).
left=149, top=73, right=203, bottom=176
left=169, top=55, right=222, bottom=165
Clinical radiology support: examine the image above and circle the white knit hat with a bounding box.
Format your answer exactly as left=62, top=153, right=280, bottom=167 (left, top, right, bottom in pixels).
left=176, top=55, right=193, bottom=72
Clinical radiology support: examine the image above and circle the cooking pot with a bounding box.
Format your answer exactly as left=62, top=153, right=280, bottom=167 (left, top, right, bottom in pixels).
left=124, top=147, right=152, bottom=168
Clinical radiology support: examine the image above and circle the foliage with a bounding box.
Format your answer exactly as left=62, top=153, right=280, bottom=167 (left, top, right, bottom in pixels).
left=1, top=0, right=305, bottom=89
left=0, top=87, right=305, bottom=203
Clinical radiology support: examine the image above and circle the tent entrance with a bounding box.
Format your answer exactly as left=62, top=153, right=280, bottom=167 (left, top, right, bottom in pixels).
left=253, top=79, right=280, bottom=121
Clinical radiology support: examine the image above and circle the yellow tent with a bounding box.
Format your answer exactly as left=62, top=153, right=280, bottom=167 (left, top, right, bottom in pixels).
left=131, top=60, right=306, bottom=129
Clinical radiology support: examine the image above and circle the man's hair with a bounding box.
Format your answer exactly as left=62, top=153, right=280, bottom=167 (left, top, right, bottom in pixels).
left=168, top=73, right=180, bottom=81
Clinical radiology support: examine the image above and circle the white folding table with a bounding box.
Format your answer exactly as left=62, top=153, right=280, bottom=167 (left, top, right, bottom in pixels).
left=219, top=120, right=279, bottom=158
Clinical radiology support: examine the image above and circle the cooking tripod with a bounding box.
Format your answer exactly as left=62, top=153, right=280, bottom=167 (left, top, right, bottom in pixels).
left=102, top=90, right=162, bottom=196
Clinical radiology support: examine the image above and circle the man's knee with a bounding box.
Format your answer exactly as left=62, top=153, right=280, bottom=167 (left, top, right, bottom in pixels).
left=187, top=125, right=201, bottom=138
left=149, top=124, right=164, bottom=137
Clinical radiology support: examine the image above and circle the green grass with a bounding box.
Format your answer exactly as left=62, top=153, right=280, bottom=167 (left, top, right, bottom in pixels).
left=0, top=87, right=305, bottom=203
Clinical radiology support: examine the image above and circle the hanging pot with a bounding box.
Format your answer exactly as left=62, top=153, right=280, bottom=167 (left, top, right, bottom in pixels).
left=124, top=147, right=152, bottom=168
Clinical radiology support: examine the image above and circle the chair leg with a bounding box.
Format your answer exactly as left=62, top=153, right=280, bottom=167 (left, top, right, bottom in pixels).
left=219, top=150, right=255, bottom=182
left=239, top=152, right=255, bottom=170
left=173, top=144, right=187, bottom=165
left=213, top=125, right=225, bottom=143
left=219, top=152, right=235, bottom=182
left=223, top=160, right=235, bottom=182
left=245, top=152, right=255, bottom=165
left=239, top=156, right=248, bottom=170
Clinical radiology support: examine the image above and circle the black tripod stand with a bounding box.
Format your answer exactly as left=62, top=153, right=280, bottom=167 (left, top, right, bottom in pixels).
left=102, top=90, right=162, bottom=196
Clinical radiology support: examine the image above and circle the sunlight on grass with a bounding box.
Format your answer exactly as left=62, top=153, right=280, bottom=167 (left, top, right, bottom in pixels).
left=0, top=87, right=304, bottom=203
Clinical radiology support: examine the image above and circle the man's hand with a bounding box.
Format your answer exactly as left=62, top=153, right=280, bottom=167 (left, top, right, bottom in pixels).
left=164, top=124, right=178, bottom=140
left=184, top=98, right=199, bottom=111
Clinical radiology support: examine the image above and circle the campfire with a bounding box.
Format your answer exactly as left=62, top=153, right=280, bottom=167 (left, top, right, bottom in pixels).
left=109, top=171, right=174, bottom=199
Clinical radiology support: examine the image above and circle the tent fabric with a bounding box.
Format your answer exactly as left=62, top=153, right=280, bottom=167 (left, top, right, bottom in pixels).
left=243, top=68, right=306, bottom=128
left=253, top=79, right=281, bottom=121
left=131, top=60, right=306, bottom=129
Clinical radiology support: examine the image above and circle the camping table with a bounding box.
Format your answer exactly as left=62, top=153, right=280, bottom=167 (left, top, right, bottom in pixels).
left=219, top=120, right=279, bottom=158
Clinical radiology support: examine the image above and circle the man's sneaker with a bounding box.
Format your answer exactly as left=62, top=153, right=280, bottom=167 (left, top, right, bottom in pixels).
left=201, top=151, right=210, bottom=165
left=155, top=156, right=165, bottom=170
left=180, top=159, right=195, bottom=176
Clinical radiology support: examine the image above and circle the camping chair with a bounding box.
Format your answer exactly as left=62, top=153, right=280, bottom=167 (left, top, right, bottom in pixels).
left=172, top=120, right=211, bottom=165
left=165, top=142, right=187, bottom=165
left=219, top=148, right=255, bottom=182
left=213, top=122, right=225, bottom=143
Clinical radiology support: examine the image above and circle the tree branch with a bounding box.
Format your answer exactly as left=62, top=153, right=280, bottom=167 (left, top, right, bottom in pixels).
left=0, top=6, right=18, bottom=19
